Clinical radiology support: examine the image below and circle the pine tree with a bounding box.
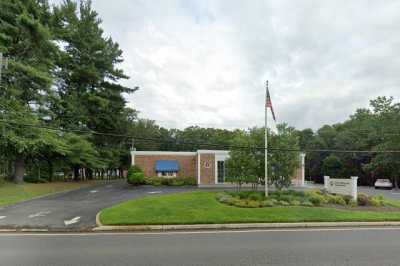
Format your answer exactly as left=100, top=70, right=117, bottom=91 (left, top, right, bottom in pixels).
left=0, top=0, right=60, bottom=182
left=52, top=0, right=136, bottom=179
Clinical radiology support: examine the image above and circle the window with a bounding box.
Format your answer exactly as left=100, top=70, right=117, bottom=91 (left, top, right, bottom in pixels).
left=157, top=171, right=177, bottom=177
left=217, top=161, right=225, bottom=183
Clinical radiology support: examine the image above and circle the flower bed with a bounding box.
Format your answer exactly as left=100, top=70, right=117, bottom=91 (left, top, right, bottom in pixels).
left=216, top=189, right=390, bottom=208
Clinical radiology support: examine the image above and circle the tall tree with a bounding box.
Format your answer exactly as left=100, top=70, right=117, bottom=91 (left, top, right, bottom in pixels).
left=52, top=0, right=136, bottom=178
left=363, top=97, right=400, bottom=188
left=0, top=0, right=60, bottom=182
left=225, top=124, right=300, bottom=190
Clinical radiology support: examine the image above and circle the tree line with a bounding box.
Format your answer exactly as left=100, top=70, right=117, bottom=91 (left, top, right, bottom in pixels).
left=298, top=96, right=400, bottom=187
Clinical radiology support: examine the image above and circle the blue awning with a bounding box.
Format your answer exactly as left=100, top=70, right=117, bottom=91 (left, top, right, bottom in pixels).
left=155, top=160, right=180, bottom=172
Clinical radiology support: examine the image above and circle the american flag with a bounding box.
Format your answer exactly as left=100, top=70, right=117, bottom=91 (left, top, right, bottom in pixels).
left=266, top=88, right=276, bottom=122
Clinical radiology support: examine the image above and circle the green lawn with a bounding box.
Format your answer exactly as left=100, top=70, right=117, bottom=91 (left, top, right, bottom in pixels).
left=100, top=191, right=400, bottom=225
left=0, top=181, right=101, bottom=207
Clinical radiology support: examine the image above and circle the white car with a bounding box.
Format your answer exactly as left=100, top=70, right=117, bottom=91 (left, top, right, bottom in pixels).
left=374, top=179, right=393, bottom=189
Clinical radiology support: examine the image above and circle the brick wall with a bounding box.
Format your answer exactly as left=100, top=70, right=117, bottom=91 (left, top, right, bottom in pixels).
left=133, top=151, right=304, bottom=187
left=291, top=156, right=303, bottom=186
left=199, top=153, right=215, bottom=185
left=134, top=155, right=197, bottom=178
left=291, top=167, right=302, bottom=186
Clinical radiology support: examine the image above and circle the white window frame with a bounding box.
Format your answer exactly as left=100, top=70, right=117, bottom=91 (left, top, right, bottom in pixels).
left=215, top=154, right=229, bottom=184
left=157, top=171, right=177, bottom=178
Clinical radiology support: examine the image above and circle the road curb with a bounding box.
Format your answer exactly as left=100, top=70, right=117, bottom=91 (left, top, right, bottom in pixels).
left=92, top=221, right=400, bottom=232
left=96, top=211, right=103, bottom=227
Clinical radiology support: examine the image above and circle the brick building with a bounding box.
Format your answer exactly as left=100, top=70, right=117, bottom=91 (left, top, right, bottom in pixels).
left=131, top=150, right=305, bottom=187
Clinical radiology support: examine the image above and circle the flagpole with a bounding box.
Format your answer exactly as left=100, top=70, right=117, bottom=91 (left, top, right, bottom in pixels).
left=265, top=80, right=268, bottom=197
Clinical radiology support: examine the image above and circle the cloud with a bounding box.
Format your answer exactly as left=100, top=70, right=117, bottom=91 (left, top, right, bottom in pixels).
left=50, top=0, right=400, bottom=130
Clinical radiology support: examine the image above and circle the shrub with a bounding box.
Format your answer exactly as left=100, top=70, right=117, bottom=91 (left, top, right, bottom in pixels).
left=325, top=194, right=346, bottom=205
left=248, top=192, right=264, bottom=201
left=335, top=197, right=346, bottom=206
left=342, top=195, right=353, bottom=205
left=182, top=177, right=197, bottom=185
left=277, top=200, right=289, bottom=206
left=370, top=198, right=383, bottom=207
left=216, top=193, right=236, bottom=205
left=145, top=176, right=197, bottom=186
left=171, top=178, right=185, bottom=186
left=246, top=200, right=262, bottom=208
left=301, top=200, right=314, bottom=207
left=357, top=193, right=370, bottom=206
left=278, top=195, right=295, bottom=203
left=308, top=193, right=325, bottom=206
left=305, top=190, right=327, bottom=204
left=161, top=178, right=173, bottom=186
left=127, top=166, right=145, bottom=185
left=318, top=188, right=329, bottom=195
left=262, top=200, right=276, bottom=207
left=270, top=198, right=279, bottom=205
left=370, top=195, right=384, bottom=207
left=349, top=199, right=358, bottom=207
left=233, top=200, right=252, bottom=208
left=289, top=200, right=301, bottom=206
left=235, top=191, right=254, bottom=199
left=145, top=177, right=163, bottom=186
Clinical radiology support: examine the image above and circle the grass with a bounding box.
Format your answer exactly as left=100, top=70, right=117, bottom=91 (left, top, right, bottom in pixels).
left=100, top=191, right=400, bottom=225
left=0, top=181, right=101, bottom=207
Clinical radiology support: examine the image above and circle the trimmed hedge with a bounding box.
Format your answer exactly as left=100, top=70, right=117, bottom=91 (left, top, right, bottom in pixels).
left=145, top=176, right=197, bottom=186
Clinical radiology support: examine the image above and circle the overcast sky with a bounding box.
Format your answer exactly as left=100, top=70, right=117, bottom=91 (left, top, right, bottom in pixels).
left=51, top=0, right=400, bottom=130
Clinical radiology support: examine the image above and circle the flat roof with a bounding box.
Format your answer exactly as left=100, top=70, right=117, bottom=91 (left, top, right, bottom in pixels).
left=131, top=150, right=229, bottom=156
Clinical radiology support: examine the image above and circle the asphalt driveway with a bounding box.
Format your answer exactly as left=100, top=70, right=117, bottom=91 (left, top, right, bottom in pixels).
left=0, top=181, right=196, bottom=230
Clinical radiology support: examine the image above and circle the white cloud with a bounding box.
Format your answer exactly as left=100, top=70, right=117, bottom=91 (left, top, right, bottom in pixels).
left=51, top=0, right=400, bottom=130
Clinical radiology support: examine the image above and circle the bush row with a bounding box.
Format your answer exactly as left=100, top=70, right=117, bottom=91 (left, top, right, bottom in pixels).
left=216, top=192, right=314, bottom=208
left=126, top=166, right=197, bottom=186
left=144, top=176, right=197, bottom=186
left=216, top=189, right=388, bottom=208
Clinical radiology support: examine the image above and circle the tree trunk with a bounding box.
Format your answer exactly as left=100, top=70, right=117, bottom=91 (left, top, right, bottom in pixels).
left=48, top=160, right=53, bottom=182
left=13, top=156, right=25, bottom=183
left=73, top=166, right=80, bottom=181
left=87, top=168, right=93, bottom=180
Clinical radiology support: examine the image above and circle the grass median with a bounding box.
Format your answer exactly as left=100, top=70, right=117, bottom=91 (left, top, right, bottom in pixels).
left=0, top=181, right=102, bottom=207
left=100, top=191, right=400, bottom=225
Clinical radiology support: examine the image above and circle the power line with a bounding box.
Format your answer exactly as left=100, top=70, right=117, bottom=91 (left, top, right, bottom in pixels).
left=3, top=109, right=400, bottom=136
left=1, top=119, right=400, bottom=154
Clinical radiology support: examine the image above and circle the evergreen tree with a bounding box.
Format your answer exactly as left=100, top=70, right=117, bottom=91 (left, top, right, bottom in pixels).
left=52, top=0, right=137, bottom=178
left=0, top=0, right=60, bottom=182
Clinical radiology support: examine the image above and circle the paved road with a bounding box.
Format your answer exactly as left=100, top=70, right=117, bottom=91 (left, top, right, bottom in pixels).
left=358, top=186, right=400, bottom=200
left=0, top=181, right=195, bottom=230
left=1, top=228, right=400, bottom=266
